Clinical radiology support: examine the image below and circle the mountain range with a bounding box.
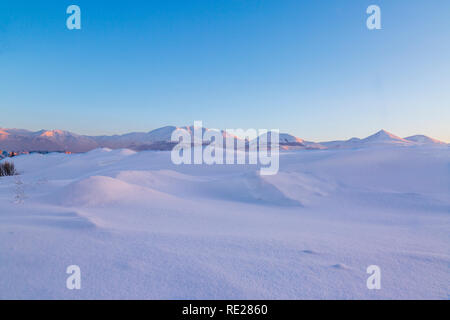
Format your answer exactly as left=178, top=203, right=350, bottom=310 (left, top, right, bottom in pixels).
left=0, top=127, right=447, bottom=153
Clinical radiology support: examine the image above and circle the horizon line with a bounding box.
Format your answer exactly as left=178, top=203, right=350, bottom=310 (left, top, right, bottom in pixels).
left=1, top=126, right=448, bottom=144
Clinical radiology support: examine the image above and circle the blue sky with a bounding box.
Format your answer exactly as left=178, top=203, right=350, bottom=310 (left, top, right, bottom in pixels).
left=1, top=0, right=449, bottom=141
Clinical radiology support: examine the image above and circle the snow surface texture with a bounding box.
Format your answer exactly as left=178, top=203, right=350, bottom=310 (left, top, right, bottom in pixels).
left=0, top=146, right=449, bottom=299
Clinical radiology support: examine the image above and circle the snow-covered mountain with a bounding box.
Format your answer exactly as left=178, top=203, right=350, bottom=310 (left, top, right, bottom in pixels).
left=360, top=129, right=414, bottom=145
left=92, top=126, right=178, bottom=149
left=250, top=132, right=325, bottom=150
left=0, top=127, right=447, bottom=153
left=92, top=126, right=212, bottom=149
left=404, top=135, right=447, bottom=145
left=321, top=130, right=447, bottom=149
left=0, top=129, right=98, bottom=153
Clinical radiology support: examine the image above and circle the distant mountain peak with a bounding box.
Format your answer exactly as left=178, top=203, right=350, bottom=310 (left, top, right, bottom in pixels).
left=404, top=135, right=447, bottom=145
left=39, top=129, right=67, bottom=137
left=373, top=129, right=402, bottom=138
left=362, top=129, right=410, bottom=144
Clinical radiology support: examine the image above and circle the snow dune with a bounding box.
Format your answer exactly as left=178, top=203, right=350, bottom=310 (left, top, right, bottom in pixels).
left=0, top=146, right=449, bottom=299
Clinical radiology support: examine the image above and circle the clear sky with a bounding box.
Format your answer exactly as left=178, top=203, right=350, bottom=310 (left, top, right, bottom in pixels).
left=1, top=0, right=449, bottom=142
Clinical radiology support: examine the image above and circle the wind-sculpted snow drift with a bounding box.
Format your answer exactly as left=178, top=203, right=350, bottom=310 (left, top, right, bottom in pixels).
left=0, top=145, right=449, bottom=299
